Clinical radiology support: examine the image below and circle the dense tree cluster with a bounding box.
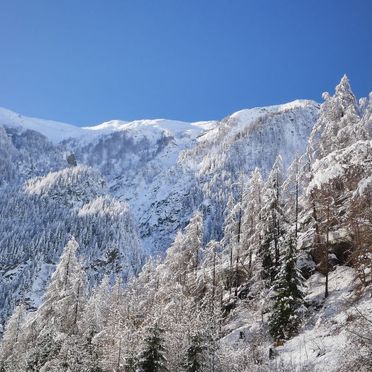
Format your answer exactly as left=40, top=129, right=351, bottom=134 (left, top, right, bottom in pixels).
left=0, top=165, right=145, bottom=325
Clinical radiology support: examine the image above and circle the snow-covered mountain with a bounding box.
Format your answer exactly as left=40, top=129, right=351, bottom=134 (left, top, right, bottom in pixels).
left=0, top=77, right=371, bottom=372
left=0, top=99, right=318, bottom=323
left=2, top=100, right=319, bottom=252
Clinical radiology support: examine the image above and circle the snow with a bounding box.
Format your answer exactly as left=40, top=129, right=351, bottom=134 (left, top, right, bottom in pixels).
left=0, top=106, right=217, bottom=145
left=231, top=99, right=318, bottom=124
left=85, top=118, right=208, bottom=140
left=221, top=265, right=372, bottom=372
left=0, top=98, right=311, bottom=253
left=0, top=107, right=85, bottom=144
left=354, top=175, right=372, bottom=197
left=274, top=266, right=367, bottom=371
left=0, top=101, right=316, bottom=147
left=308, top=140, right=372, bottom=192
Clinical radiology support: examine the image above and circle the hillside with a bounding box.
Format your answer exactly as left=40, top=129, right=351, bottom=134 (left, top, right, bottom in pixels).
left=0, top=76, right=371, bottom=371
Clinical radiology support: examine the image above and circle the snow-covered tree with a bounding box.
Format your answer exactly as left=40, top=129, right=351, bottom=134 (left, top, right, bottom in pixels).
left=260, top=155, right=287, bottom=282
left=269, top=238, right=306, bottom=341
left=308, top=75, right=365, bottom=161
left=164, top=211, right=204, bottom=286
left=186, top=211, right=204, bottom=275
left=183, top=334, right=207, bottom=372
left=25, top=237, right=88, bottom=370
left=241, top=167, right=264, bottom=276
left=0, top=304, right=27, bottom=371
left=222, top=194, right=243, bottom=294
left=36, top=237, right=87, bottom=335
left=79, top=275, right=111, bottom=341
left=92, top=276, right=129, bottom=371
left=140, top=324, right=168, bottom=372
left=282, top=155, right=302, bottom=239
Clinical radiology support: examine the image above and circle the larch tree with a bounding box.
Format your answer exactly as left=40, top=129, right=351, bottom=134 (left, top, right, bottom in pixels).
left=222, top=194, right=242, bottom=294
left=308, top=74, right=363, bottom=162
left=0, top=303, right=27, bottom=371
left=241, top=167, right=264, bottom=277
left=25, top=237, right=88, bottom=370
left=36, top=236, right=87, bottom=336
left=282, top=155, right=302, bottom=239
left=93, top=276, right=128, bottom=372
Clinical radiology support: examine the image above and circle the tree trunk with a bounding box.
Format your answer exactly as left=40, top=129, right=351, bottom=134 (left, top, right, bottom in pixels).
left=325, top=198, right=330, bottom=298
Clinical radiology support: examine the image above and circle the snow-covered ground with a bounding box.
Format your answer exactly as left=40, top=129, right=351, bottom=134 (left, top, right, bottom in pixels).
left=222, top=266, right=372, bottom=372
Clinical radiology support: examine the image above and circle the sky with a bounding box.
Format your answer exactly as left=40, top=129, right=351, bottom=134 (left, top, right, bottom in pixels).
left=0, top=0, right=371, bottom=125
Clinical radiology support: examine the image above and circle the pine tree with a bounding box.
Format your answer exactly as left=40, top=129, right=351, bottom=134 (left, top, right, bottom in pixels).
left=183, top=334, right=206, bottom=372
left=260, top=155, right=287, bottom=282
left=269, top=238, right=306, bottom=341
left=140, top=324, right=168, bottom=372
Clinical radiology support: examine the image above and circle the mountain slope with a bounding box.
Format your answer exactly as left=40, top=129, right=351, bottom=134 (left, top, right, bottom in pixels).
left=0, top=166, right=145, bottom=323
left=0, top=100, right=319, bottom=253
left=0, top=99, right=319, bottom=324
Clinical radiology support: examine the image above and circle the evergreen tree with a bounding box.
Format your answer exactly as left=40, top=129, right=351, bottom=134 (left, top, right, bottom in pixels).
left=140, top=324, right=168, bottom=372
left=269, top=238, right=306, bottom=341
left=183, top=334, right=206, bottom=372
left=260, top=155, right=287, bottom=282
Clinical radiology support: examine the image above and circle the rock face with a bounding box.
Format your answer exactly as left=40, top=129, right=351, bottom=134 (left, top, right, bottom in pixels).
left=0, top=100, right=319, bottom=322
left=66, top=153, right=77, bottom=167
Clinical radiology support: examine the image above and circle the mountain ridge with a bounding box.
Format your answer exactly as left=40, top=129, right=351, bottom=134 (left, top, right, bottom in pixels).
left=0, top=99, right=318, bottom=145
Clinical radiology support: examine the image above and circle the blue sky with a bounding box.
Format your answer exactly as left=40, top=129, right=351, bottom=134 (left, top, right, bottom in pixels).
left=0, top=0, right=371, bottom=125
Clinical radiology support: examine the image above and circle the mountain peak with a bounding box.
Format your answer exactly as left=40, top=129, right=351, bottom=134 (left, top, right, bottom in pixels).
left=0, top=100, right=319, bottom=146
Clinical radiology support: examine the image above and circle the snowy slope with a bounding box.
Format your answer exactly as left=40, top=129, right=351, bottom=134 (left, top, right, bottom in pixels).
left=0, top=76, right=370, bottom=371
left=0, top=100, right=319, bottom=252
left=220, top=266, right=372, bottom=372
left=0, top=107, right=216, bottom=145
left=0, top=107, right=85, bottom=143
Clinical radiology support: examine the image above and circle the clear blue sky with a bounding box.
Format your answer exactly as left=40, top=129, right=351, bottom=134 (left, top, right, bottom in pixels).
left=0, top=0, right=371, bottom=125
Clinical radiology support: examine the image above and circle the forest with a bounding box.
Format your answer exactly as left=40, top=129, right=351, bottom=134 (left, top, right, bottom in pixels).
left=0, top=76, right=371, bottom=371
